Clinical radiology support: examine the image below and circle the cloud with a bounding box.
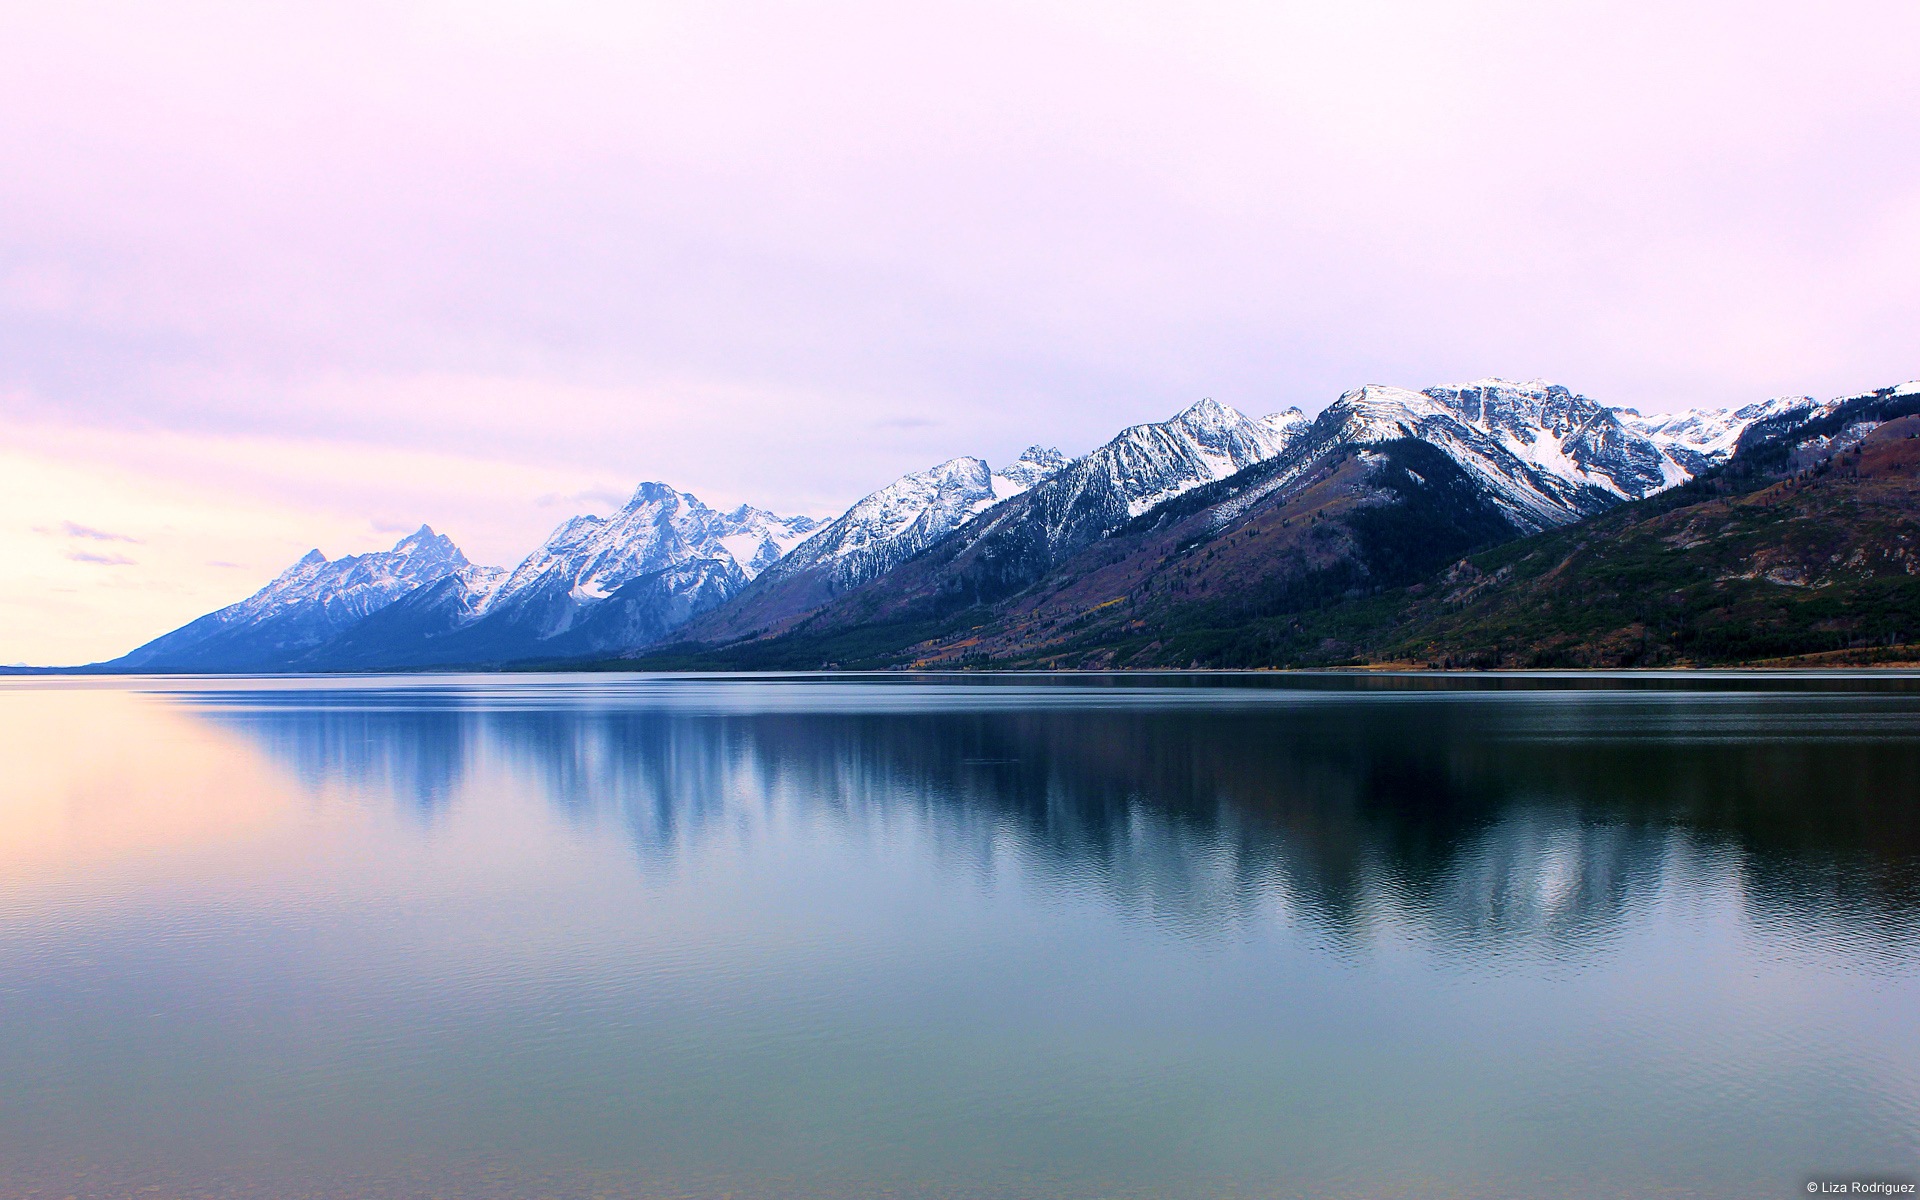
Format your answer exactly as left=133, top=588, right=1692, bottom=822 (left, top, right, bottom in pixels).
left=2, top=1, right=1919, bottom=660
left=67, top=550, right=136, bottom=566
left=60, top=520, right=143, bottom=543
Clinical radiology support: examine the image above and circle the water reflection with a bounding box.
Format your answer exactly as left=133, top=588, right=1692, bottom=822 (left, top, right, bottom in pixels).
left=179, top=676, right=1920, bottom=954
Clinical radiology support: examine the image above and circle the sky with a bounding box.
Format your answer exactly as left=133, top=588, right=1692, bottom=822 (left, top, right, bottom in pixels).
left=3, top=0, right=1918, bottom=665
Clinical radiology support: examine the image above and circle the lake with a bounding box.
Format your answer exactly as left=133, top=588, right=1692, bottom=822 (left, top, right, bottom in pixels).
left=1, top=672, right=1916, bottom=1198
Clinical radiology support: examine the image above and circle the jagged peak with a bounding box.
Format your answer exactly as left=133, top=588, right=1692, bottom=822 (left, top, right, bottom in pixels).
left=621, top=480, right=704, bottom=512
left=262, top=548, right=330, bottom=586
left=1334, top=383, right=1440, bottom=410
left=1444, top=376, right=1567, bottom=395
left=891, top=455, right=991, bottom=486
left=1734, top=394, right=1819, bottom=419
left=390, top=524, right=452, bottom=552
left=1011, top=445, right=1067, bottom=468
left=1171, top=396, right=1248, bottom=432
left=992, top=446, right=1068, bottom=496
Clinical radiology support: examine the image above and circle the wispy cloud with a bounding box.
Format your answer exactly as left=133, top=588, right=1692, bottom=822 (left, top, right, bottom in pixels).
left=56, top=521, right=144, bottom=543
left=68, top=550, right=136, bottom=566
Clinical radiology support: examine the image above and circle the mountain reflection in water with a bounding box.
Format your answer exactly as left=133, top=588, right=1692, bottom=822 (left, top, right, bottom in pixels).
left=186, top=675, right=1920, bottom=956
left=4, top=673, right=1916, bottom=1200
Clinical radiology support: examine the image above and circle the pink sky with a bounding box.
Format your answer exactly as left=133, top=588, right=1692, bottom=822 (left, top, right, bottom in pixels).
left=3, top=0, right=1917, bottom=664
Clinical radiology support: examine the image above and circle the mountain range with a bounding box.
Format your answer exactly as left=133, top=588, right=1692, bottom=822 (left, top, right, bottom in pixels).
left=96, top=376, right=1918, bottom=673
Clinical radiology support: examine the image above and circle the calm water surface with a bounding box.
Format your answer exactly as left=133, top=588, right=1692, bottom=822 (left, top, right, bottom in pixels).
left=1, top=672, right=1917, bottom=1199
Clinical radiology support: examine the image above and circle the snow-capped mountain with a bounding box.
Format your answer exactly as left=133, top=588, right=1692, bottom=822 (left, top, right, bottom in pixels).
left=670, top=383, right=1786, bottom=655
left=110, top=526, right=479, bottom=671
left=1618, top=395, right=1833, bottom=475
left=472, top=482, right=819, bottom=642
left=1083, top=397, right=1306, bottom=521
left=1613, top=385, right=1919, bottom=477
left=881, top=398, right=1306, bottom=584
left=105, top=486, right=824, bottom=670
left=993, top=445, right=1071, bottom=494
left=680, top=396, right=1313, bottom=636
left=757, top=446, right=1068, bottom=593
left=1244, top=379, right=1710, bottom=533
left=976, top=397, right=1307, bottom=555
left=304, top=483, right=821, bottom=666
left=671, top=445, right=1071, bottom=639
left=285, top=563, right=508, bottom=669
left=101, top=376, right=1914, bottom=673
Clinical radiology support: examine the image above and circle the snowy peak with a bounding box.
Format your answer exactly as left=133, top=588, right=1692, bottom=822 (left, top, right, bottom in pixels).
left=837, top=456, right=994, bottom=550
left=1298, top=377, right=1920, bottom=535
left=1173, top=396, right=1292, bottom=456
left=1426, top=379, right=1609, bottom=437
left=483, top=482, right=819, bottom=635
left=1621, top=395, right=1827, bottom=461
left=1297, top=380, right=1688, bottom=531
left=993, top=445, right=1068, bottom=496
left=1620, top=384, right=1920, bottom=466
left=707, top=394, right=1331, bottom=627
left=715, top=504, right=822, bottom=578
left=107, top=524, right=489, bottom=670
left=1098, top=397, right=1308, bottom=517
left=1424, top=378, right=1668, bottom=495
left=754, top=444, right=1071, bottom=595
left=767, top=456, right=996, bottom=582
left=389, top=523, right=464, bottom=561
left=1260, top=408, right=1308, bottom=441
left=1170, top=396, right=1240, bottom=435
left=1321, top=385, right=1450, bottom=443
left=244, top=525, right=473, bottom=619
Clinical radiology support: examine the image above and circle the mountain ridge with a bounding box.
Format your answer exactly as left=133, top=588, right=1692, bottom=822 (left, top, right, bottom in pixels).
left=630, top=380, right=1919, bottom=672
left=86, top=376, right=1909, bottom=674
left=646, top=378, right=1770, bottom=664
